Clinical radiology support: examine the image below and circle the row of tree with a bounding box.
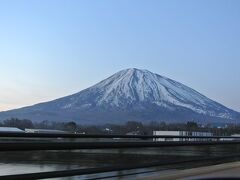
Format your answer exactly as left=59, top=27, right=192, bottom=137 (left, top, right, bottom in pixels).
left=1, top=118, right=240, bottom=135
left=0, top=118, right=77, bottom=133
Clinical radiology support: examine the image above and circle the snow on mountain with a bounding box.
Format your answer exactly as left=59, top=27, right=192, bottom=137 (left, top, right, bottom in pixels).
left=0, top=68, right=239, bottom=124
left=58, top=68, right=234, bottom=119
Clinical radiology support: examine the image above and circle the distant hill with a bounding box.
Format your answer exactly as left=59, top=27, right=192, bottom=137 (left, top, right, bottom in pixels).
left=0, top=68, right=239, bottom=124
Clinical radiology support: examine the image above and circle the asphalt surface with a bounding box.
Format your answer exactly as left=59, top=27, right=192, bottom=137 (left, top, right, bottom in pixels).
left=135, top=161, right=240, bottom=180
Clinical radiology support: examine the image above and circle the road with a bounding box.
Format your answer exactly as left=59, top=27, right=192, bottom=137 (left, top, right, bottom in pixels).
left=135, top=161, right=240, bottom=180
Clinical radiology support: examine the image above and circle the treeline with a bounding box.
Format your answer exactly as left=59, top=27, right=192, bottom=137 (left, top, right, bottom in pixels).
left=0, top=118, right=240, bottom=136
left=0, top=118, right=78, bottom=133
left=1, top=118, right=34, bottom=130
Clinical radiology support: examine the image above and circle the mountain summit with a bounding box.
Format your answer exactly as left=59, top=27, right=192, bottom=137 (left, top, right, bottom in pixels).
left=0, top=68, right=239, bottom=124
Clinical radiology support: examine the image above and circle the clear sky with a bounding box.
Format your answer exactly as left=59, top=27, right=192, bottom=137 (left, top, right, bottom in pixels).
left=0, top=0, right=240, bottom=112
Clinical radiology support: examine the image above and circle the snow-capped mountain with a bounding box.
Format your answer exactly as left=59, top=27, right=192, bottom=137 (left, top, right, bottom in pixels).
left=0, top=68, right=239, bottom=124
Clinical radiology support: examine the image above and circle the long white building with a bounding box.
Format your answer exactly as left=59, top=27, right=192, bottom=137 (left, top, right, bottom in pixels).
left=153, top=131, right=213, bottom=141
left=25, top=128, right=66, bottom=134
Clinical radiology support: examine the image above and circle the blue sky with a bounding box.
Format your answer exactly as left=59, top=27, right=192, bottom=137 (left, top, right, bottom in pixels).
left=0, top=0, right=240, bottom=111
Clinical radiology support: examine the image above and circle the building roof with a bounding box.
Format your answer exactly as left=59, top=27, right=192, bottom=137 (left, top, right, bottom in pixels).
left=25, top=128, right=66, bottom=133
left=0, top=127, right=24, bottom=132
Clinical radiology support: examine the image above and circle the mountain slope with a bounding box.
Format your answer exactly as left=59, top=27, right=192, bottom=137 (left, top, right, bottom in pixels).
left=0, top=68, right=239, bottom=124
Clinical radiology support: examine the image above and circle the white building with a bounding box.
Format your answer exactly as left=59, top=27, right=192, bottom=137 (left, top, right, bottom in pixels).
left=25, top=128, right=66, bottom=134
left=0, top=127, right=24, bottom=133
left=229, top=134, right=240, bottom=141
left=153, top=131, right=213, bottom=141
